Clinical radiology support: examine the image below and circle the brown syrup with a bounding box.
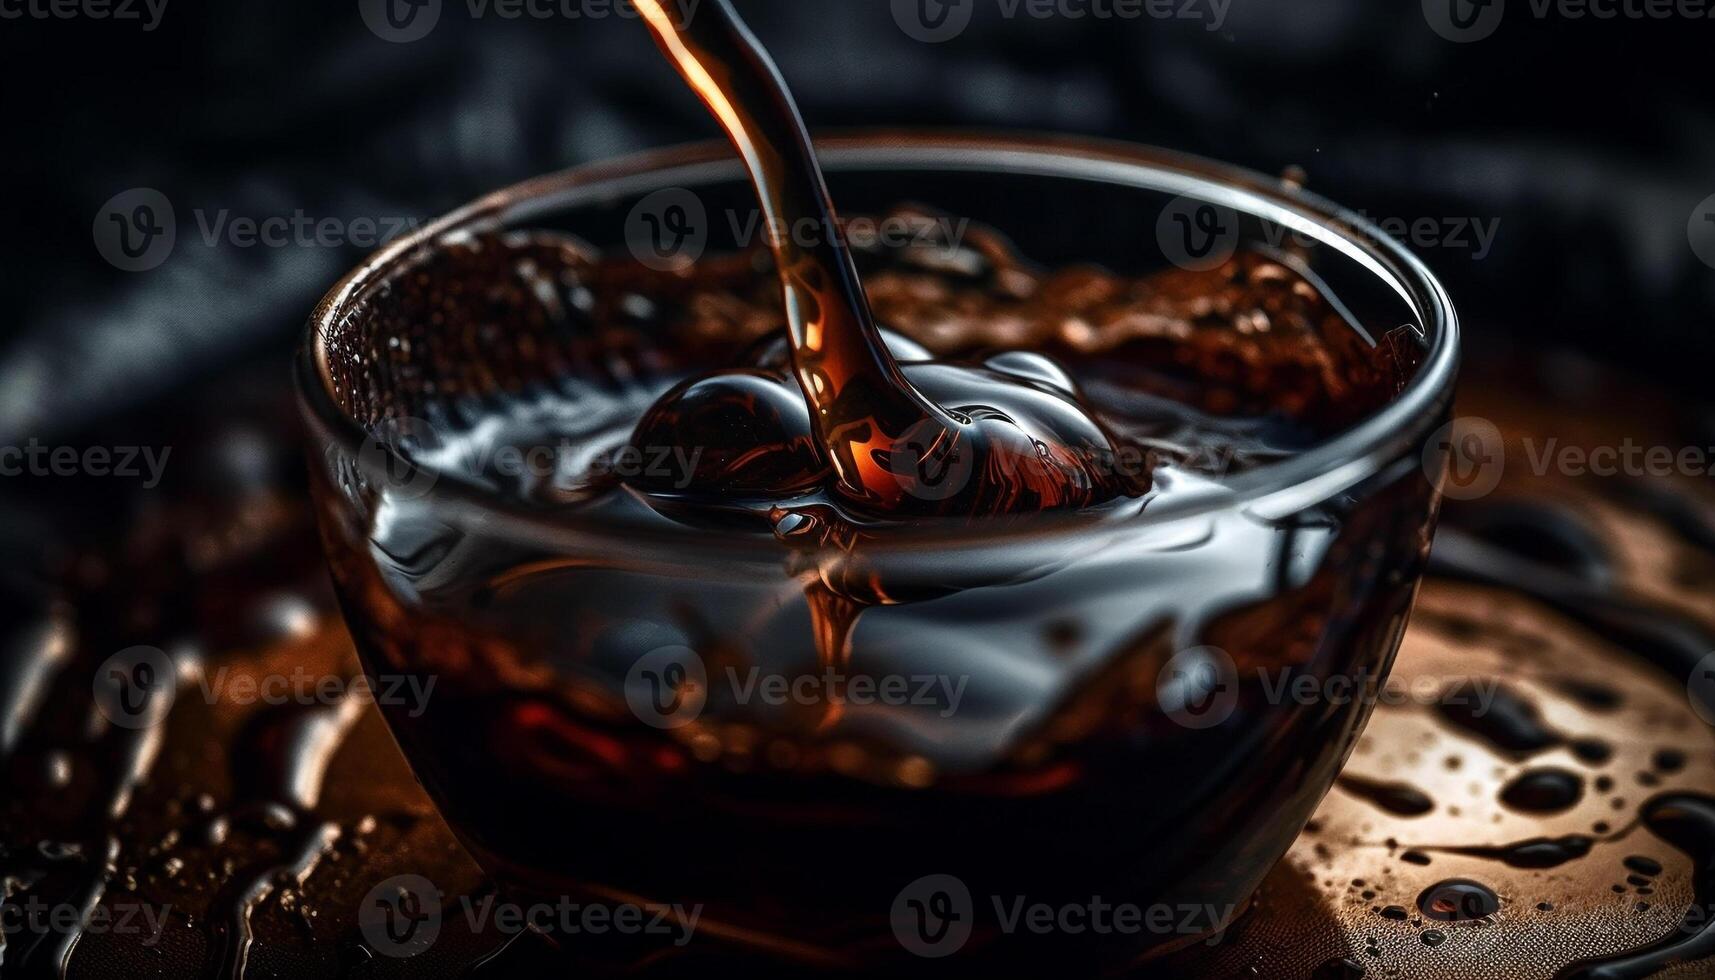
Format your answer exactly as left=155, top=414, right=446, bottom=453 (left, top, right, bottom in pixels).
left=633, top=0, right=1131, bottom=520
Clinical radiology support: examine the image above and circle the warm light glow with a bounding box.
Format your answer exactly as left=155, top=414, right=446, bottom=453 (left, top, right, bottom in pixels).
left=633, top=0, right=766, bottom=188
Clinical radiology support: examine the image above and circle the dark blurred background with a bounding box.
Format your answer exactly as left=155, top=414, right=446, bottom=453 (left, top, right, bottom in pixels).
left=1, top=0, right=1711, bottom=451
left=2, top=5, right=1713, bottom=976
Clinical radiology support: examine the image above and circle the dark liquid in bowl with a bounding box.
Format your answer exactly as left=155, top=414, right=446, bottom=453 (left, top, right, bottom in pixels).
left=310, top=2, right=1438, bottom=972
left=313, top=197, right=1435, bottom=970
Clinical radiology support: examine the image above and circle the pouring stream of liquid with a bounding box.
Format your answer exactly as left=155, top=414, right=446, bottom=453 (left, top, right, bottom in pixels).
left=634, top=0, right=961, bottom=510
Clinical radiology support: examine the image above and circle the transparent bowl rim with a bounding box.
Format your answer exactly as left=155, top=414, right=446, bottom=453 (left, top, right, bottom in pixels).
left=297, top=131, right=1459, bottom=556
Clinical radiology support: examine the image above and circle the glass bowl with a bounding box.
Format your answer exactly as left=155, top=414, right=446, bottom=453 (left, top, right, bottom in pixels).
left=297, top=133, right=1459, bottom=973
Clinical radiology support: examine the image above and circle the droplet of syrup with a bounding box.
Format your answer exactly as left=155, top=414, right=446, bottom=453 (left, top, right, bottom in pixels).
left=1339, top=773, right=1435, bottom=817
left=1621, top=855, right=1662, bottom=877
left=1418, top=879, right=1501, bottom=922
left=1435, top=685, right=1560, bottom=757
left=1499, top=767, right=1585, bottom=813
left=1445, top=834, right=1594, bottom=870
